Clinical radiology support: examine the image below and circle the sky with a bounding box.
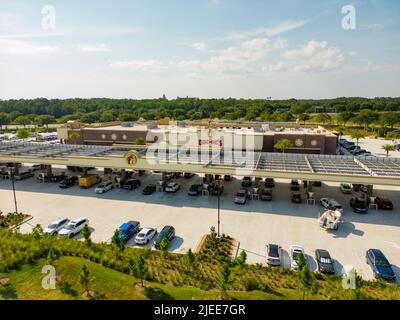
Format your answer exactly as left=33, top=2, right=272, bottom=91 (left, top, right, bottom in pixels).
left=0, top=0, right=399, bottom=100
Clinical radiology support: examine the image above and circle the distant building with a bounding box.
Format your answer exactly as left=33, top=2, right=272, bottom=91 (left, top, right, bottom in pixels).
left=57, top=120, right=338, bottom=154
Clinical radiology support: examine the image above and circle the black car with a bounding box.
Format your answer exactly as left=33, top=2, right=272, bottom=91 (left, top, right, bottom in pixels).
left=375, top=197, right=393, bottom=210
left=313, top=181, right=322, bottom=187
left=265, top=178, right=275, bottom=188
left=260, top=189, right=272, bottom=201
left=142, top=184, right=156, bottom=195
left=123, top=179, right=141, bottom=190
left=154, top=225, right=175, bottom=249
left=350, top=197, right=368, bottom=214
left=224, top=175, right=232, bottom=181
left=241, top=177, right=253, bottom=188
left=208, top=183, right=224, bottom=196
left=50, top=173, right=67, bottom=182
left=290, top=179, right=300, bottom=191
left=315, top=249, right=335, bottom=275
left=59, top=176, right=78, bottom=188
left=188, top=184, right=203, bottom=196
left=366, top=249, right=396, bottom=281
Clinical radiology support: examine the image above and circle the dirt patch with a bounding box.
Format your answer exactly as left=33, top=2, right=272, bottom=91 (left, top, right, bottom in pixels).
left=0, top=278, right=10, bottom=286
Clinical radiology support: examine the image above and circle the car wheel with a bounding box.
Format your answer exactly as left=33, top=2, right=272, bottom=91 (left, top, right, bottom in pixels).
left=69, top=233, right=74, bottom=238
left=146, top=239, right=149, bottom=244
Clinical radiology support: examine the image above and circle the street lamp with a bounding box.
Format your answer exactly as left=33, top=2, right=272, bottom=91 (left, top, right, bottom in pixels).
left=217, top=179, right=221, bottom=238
left=10, top=167, right=18, bottom=214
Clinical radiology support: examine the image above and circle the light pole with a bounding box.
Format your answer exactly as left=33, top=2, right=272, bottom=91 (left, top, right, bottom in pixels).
left=217, top=179, right=221, bottom=238
left=10, top=167, right=18, bottom=214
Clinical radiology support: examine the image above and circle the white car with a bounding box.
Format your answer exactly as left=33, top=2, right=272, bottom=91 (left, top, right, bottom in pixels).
left=290, top=245, right=306, bottom=270
left=165, top=182, right=180, bottom=193
left=134, top=227, right=157, bottom=245
left=95, top=181, right=114, bottom=194
left=44, top=218, right=70, bottom=235
left=320, top=198, right=343, bottom=211
left=58, top=218, right=89, bottom=238
left=266, top=244, right=282, bottom=266
left=339, top=183, right=352, bottom=194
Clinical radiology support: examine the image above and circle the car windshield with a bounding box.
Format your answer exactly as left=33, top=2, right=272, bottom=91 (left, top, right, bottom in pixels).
left=236, top=192, right=245, bottom=197
left=268, top=246, right=279, bottom=257
left=355, top=200, right=367, bottom=208
left=320, top=257, right=331, bottom=264
left=375, top=259, right=390, bottom=267
left=98, top=183, right=106, bottom=188
left=48, top=224, right=58, bottom=229
left=137, top=232, right=146, bottom=238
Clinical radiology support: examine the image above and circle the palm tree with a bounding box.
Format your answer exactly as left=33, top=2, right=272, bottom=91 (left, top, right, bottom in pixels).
left=350, top=130, right=366, bottom=147
left=382, top=144, right=395, bottom=157
left=274, top=139, right=293, bottom=154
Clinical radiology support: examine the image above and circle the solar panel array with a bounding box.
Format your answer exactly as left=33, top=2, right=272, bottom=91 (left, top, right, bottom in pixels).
left=0, top=142, right=399, bottom=179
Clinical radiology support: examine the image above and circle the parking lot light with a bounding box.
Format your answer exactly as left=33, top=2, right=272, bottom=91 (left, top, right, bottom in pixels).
left=10, top=167, right=19, bottom=214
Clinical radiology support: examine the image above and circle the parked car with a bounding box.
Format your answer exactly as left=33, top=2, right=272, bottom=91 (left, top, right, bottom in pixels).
left=59, top=176, right=78, bottom=188
left=260, top=189, right=272, bottom=201
left=313, top=181, right=322, bottom=187
left=142, top=184, right=156, bottom=195
left=339, top=183, right=353, bottom=194
left=50, top=173, right=67, bottom=182
left=188, top=184, right=203, bottom=196
left=134, top=227, right=157, bottom=245
left=14, top=171, right=34, bottom=180
left=290, top=245, right=306, bottom=270
left=320, top=198, right=343, bottom=211
left=44, top=218, right=70, bottom=235
left=350, top=197, right=368, bottom=214
left=291, top=192, right=302, bottom=203
left=266, top=244, right=282, bottom=266
left=113, top=221, right=140, bottom=243
left=234, top=189, right=249, bottom=205
left=366, top=249, right=396, bottom=281
left=315, top=249, right=335, bottom=275
left=184, top=172, right=194, bottom=179
left=123, top=179, right=141, bottom=190
left=223, top=175, right=232, bottom=181
left=58, top=218, right=89, bottom=238
left=165, top=172, right=174, bottom=180
left=30, top=164, right=45, bottom=171
left=209, top=182, right=224, bottom=196
left=95, top=181, right=114, bottom=194
left=241, top=177, right=253, bottom=188
left=290, top=179, right=300, bottom=191
left=154, top=225, right=175, bottom=249
left=375, top=196, right=394, bottom=210
left=165, top=182, right=180, bottom=193
left=264, top=178, right=275, bottom=188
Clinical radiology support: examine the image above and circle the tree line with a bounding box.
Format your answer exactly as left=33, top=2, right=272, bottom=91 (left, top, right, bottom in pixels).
left=0, top=97, right=400, bottom=127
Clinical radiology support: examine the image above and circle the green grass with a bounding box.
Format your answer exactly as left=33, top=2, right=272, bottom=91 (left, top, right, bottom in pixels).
left=0, top=257, right=303, bottom=300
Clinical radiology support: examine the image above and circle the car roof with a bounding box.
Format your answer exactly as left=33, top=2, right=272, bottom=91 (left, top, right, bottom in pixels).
left=71, top=218, right=87, bottom=223
left=120, top=221, right=139, bottom=230
left=140, top=227, right=155, bottom=232
left=52, top=218, right=68, bottom=223
left=316, top=249, right=331, bottom=258
left=369, top=249, right=386, bottom=259
left=290, top=245, right=304, bottom=251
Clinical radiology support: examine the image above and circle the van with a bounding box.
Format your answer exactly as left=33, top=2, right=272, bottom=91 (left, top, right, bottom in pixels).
left=78, top=175, right=101, bottom=188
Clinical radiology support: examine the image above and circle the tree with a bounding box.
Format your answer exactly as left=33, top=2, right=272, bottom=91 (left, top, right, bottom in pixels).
left=111, top=229, right=126, bottom=258
left=31, top=224, right=44, bottom=240
left=355, top=109, right=379, bottom=130
left=16, top=128, right=30, bottom=139
left=315, top=113, right=332, bottom=125
left=217, top=263, right=234, bottom=299
left=46, top=248, right=58, bottom=266
left=132, top=137, right=146, bottom=145
left=234, top=250, right=247, bottom=269
left=382, top=144, right=395, bottom=157
left=298, top=265, right=314, bottom=300
left=183, top=249, right=197, bottom=273
left=13, top=115, right=32, bottom=128
left=274, top=139, right=293, bottom=153
left=159, top=237, right=170, bottom=257
left=298, top=113, right=310, bottom=125
left=81, top=224, right=92, bottom=246
left=337, top=111, right=355, bottom=126
left=0, top=112, right=10, bottom=130
left=129, top=255, right=148, bottom=287
left=295, top=252, right=307, bottom=271
left=79, top=264, right=94, bottom=297
left=350, top=130, right=366, bottom=147
left=37, top=115, right=55, bottom=129
left=68, top=132, right=81, bottom=140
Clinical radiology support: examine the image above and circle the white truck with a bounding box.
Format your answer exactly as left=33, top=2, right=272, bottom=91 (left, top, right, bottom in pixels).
left=318, top=209, right=342, bottom=231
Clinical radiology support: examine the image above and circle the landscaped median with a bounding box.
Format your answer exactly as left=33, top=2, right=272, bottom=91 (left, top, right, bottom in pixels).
left=0, top=227, right=399, bottom=300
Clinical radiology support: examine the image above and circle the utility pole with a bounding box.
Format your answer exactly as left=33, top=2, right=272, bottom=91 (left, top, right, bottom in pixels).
left=11, top=167, right=18, bottom=214
left=217, top=179, right=221, bottom=238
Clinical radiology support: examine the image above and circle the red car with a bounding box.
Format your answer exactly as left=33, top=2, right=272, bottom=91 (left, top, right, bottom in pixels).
left=375, top=197, right=394, bottom=210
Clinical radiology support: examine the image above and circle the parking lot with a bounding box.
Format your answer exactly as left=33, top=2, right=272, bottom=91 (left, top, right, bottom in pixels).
left=0, top=166, right=399, bottom=282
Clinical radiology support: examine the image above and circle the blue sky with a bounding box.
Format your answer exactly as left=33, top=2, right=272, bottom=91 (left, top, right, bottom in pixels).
left=0, top=0, right=399, bottom=99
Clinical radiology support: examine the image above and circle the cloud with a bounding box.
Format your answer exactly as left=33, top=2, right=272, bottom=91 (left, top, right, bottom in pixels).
left=361, top=23, right=384, bottom=30
left=110, top=59, right=167, bottom=72
left=191, top=42, right=208, bottom=52
left=78, top=44, right=110, bottom=53
left=0, top=38, right=59, bottom=55
left=223, top=20, right=306, bottom=41
left=0, top=12, right=20, bottom=29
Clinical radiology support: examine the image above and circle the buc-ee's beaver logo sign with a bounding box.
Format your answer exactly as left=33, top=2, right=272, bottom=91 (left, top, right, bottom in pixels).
left=124, top=151, right=138, bottom=167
